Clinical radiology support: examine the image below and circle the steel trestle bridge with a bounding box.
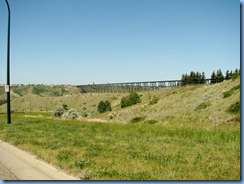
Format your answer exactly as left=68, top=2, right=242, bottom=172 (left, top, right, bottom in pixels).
left=77, top=79, right=212, bottom=93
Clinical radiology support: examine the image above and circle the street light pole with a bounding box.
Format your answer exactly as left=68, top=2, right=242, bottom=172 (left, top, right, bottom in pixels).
left=4, top=0, right=11, bottom=124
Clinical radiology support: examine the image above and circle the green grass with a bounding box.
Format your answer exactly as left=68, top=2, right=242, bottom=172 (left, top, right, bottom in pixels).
left=0, top=78, right=240, bottom=179
left=12, top=86, right=30, bottom=96
left=0, top=113, right=240, bottom=180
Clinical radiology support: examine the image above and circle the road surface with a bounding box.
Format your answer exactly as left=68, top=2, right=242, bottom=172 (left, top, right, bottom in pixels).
left=0, top=140, right=79, bottom=180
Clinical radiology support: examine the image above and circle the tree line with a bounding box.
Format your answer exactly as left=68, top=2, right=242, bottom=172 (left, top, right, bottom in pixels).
left=181, top=69, right=240, bottom=86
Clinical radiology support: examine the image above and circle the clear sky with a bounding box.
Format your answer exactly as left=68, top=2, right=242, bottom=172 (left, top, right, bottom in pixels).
left=0, top=0, right=240, bottom=85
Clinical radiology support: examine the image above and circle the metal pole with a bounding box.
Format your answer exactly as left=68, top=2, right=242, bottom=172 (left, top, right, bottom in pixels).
left=5, top=0, right=11, bottom=124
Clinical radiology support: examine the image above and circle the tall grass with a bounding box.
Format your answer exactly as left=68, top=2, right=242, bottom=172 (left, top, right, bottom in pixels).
left=0, top=113, right=240, bottom=180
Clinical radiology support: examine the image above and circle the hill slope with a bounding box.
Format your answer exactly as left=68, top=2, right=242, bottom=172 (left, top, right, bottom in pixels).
left=0, top=77, right=240, bottom=124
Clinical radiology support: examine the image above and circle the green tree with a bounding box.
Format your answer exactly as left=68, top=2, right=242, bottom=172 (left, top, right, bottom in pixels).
left=200, top=72, right=206, bottom=84
left=225, top=70, right=230, bottom=80
left=232, top=68, right=240, bottom=80
left=181, top=74, right=188, bottom=86
left=216, top=69, right=224, bottom=83
left=211, top=71, right=216, bottom=84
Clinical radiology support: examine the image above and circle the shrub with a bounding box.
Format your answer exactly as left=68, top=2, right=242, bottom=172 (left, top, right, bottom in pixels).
left=195, top=102, right=211, bottom=110
left=52, top=107, right=65, bottom=118
left=223, top=85, right=240, bottom=98
left=62, top=104, right=69, bottom=110
left=226, top=101, right=240, bottom=114
left=97, top=100, right=112, bottom=113
left=81, top=111, right=88, bottom=117
left=32, top=86, right=47, bottom=95
left=149, top=96, right=159, bottom=105
left=62, top=108, right=78, bottom=119
left=121, top=92, right=141, bottom=108
left=130, top=116, right=146, bottom=123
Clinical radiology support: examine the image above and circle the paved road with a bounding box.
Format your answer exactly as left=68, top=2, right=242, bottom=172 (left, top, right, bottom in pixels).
left=0, top=161, right=18, bottom=180
left=0, top=140, right=79, bottom=180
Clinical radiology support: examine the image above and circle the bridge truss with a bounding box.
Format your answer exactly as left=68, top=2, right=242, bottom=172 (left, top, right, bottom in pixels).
left=77, top=79, right=212, bottom=93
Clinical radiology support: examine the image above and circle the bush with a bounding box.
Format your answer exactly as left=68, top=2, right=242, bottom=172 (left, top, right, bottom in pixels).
left=62, top=104, right=69, bottom=110
left=121, top=92, right=141, bottom=108
left=226, top=101, right=240, bottom=114
left=97, top=100, right=112, bottom=113
left=81, top=111, right=88, bottom=117
left=52, top=107, right=65, bottom=118
left=195, top=102, right=211, bottom=110
left=223, top=85, right=240, bottom=98
left=149, top=96, right=159, bottom=105
left=130, top=116, right=146, bottom=123
left=62, top=108, right=78, bottom=119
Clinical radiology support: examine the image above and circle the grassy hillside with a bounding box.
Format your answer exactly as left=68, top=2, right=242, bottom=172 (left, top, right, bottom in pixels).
left=0, top=77, right=240, bottom=124
left=0, top=78, right=240, bottom=180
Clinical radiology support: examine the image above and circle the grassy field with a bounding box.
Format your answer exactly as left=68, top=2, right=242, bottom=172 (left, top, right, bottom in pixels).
left=0, top=78, right=240, bottom=180
left=0, top=112, right=240, bottom=180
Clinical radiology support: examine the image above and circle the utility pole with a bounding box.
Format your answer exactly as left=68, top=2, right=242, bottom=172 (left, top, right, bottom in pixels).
left=4, top=0, right=11, bottom=124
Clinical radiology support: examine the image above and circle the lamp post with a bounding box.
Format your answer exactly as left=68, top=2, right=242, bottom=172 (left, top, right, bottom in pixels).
left=4, top=0, right=11, bottom=124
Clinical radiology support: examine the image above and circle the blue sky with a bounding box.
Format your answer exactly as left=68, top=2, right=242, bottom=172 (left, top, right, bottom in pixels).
left=0, top=0, right=240, bottom=85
